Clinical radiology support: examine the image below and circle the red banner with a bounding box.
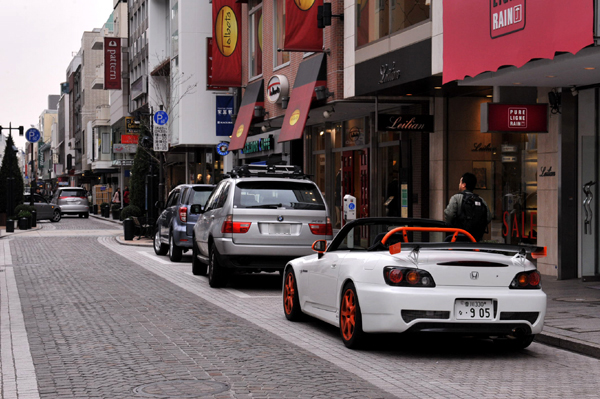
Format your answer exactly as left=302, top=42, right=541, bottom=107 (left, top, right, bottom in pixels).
left=443, top=0, right=593, bottom=84
left=104, top=38, right=121, bottom=90
left=284, top=0, right=323, bottom=52
left=206, top=38, right=230, bottom=91
left=212, top=0, right=242, bottom=87
left=121, top=134, right=139, bottom=144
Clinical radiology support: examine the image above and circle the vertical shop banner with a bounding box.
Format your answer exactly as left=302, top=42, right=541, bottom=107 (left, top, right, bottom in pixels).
left=104, top=38, right=122, bottom=90
left=206, top=38, right=230, bottom=91
left=284, top=0, right=323, bottom=52
left=443, top=0, right=594, bottom=84
left=212, top=0, right=242, bottom=87
left=229, top=80, right=265, bottom=150
left=216, top=95, right=235, bottom=137
left=278, top=53, right=327, bottom=143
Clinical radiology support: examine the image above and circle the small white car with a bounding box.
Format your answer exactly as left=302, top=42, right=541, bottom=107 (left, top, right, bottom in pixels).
left=283, top=217, right=547, bottom=349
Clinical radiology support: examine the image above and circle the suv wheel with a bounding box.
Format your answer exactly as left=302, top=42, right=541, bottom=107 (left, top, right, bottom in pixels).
left=153, top=229, right=168, bottom=255
left=168, top=233, right=183, bottom=262
left=208, top=243, right=227, bottom=288
left=192, top=238, right=207, bottom=276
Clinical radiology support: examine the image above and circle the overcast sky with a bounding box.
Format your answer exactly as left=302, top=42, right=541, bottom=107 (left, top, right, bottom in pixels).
left=0, top=0, right=114, bottom=150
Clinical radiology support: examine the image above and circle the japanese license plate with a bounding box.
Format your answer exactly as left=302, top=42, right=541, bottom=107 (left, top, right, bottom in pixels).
left=454, top=299, right=493, bottom=320
left=269, top=223, right=291, bottom=235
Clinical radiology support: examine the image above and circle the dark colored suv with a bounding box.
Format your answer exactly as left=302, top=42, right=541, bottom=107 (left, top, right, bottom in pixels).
left=154, top=184, right=215, bottom=262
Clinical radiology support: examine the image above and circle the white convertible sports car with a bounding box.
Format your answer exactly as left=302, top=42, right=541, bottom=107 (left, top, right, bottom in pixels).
left=283, top=218, right=547, bottom=349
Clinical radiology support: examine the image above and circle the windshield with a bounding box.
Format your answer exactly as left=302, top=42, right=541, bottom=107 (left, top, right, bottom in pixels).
left=59, top=189, right=86, bottom=198
left=234, top=181, right=325, bottom=210
left=191, top=189, right=213, bottom=207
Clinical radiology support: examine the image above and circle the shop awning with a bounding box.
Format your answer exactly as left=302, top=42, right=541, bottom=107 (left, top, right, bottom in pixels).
left=278, top=53, right=327, bottom=143
left=443, top=1, right=593, bottom=84
left=229, top=79, right=264, bottom=151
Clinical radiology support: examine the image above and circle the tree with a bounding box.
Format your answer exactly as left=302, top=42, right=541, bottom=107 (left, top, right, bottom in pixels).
left=0, top=133, right=25, bottom=214
left=130, top=127, right=158, bottom=215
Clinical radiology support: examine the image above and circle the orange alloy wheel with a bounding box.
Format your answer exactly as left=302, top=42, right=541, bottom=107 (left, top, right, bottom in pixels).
left=340, top=289, right=356, bottom=341
left=284, top=273, right=296, bottom=315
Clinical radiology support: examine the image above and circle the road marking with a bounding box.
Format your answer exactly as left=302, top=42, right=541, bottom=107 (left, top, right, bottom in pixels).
left=0, top=240, right=40, bottom=399
left=138, top=251, right=172, bottom=264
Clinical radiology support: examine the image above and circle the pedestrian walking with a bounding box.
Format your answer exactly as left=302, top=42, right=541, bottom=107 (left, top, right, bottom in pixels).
left=123, top=186, right=130, bottom=206
left=444, top=172, right=491, bottom=241
left=112, top=188, right=121, bottom=205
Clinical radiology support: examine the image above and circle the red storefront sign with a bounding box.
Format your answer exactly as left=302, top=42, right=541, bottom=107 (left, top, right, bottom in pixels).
left=206, top=38, right=230, bottom=91
left=104, top=38, right=122, bottom=90
left=284, top=0, right=323, bottom=52
left=481, top=103, right=548, bottom=133
left=121, top=134, right=139, bottom=144
left=443, top=1, right=593, bottom=83
left=212, top=0, right=242, bottom=87
left=503, top=211, right=537, bottom=239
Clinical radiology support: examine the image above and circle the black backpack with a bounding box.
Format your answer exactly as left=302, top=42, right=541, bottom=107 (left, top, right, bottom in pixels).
left=456, top=192, right=488, bottom=241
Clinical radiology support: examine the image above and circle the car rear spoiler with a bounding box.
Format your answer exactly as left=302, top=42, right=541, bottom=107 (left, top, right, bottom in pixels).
left=382, top=227, right=546, bottom=258
left=391, top=242, right=547, bottom=258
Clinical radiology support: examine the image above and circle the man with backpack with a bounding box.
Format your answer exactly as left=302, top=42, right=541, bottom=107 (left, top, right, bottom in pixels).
left=444, top=172, right=492, bottom=241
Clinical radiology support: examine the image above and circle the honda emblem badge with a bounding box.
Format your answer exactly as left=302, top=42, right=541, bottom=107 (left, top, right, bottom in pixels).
left=470, top=271, right=479, bottom=280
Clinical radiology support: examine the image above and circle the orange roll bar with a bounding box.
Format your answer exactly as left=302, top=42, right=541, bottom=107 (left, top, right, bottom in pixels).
left=382, top=227, right=477, bottom=245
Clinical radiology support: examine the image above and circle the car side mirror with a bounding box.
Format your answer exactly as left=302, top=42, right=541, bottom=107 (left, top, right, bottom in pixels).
left=312, top=240, right=327, bottom=259
left=189, top=204, right=204, bottom=214
left=155, top=201, right=164, bottom=210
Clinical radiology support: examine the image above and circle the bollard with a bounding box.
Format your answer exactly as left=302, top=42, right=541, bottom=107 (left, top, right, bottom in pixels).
left=6, top=219, right=14, bottom=233
left=31, top=209, right=37, bottom=228
left=123, top=218, right=134, bottom=240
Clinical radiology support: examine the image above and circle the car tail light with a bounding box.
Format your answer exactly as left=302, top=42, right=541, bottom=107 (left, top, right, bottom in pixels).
left=383, top=267, right=435, bottom=287
left=221, top=215, right=251, bottom=234
left=179, top=206, right=187, bottom=223
left=510, top=270, right=541, bottom=289
left=309, top=218, right=333, bottom=235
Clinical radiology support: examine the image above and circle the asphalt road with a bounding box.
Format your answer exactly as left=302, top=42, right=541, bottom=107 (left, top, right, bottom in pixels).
left=2, top=216, right=600, bottom=398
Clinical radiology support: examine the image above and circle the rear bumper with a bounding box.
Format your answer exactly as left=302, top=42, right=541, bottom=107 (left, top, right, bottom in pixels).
left=214, top=237, right=314, bottom=271
left=356, top=283, right=547, bottom=335
left=59, top=204, right=89, bottom=214
left=172, top=223, right=193, bottom=248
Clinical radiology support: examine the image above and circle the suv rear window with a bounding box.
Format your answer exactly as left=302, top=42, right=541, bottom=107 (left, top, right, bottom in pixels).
left=59, top=189, right=86, bottom=198
left=191, top=188, right=213, bottom=206
left=234, top=181, right=325, bottom=210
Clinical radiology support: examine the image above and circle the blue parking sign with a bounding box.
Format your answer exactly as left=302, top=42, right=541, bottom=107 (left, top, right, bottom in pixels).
left=154, top=111, right=169, bottom=126
left=25, top=128, right=41, bottom=143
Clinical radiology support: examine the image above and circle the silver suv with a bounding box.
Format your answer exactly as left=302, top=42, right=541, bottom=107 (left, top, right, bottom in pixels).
left=153, top=184, right=215, bottom=262
left=191, top=165, right=333, bottom=287
left=51, top=187, right=89, bottom=218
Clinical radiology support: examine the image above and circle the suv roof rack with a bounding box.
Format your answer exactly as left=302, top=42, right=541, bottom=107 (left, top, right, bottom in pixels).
left=224, top=164, right=311, bottom=179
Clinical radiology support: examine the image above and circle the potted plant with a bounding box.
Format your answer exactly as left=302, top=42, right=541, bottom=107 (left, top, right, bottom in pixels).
left=100, top=202, right=110, bottom=218
left=111, top=203, right=121, bottom=220
left=17, top=210, right=32, bottom=230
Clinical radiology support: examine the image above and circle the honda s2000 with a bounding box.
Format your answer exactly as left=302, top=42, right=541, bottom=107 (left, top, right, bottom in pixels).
left=283, top=218, right=547, bottom=349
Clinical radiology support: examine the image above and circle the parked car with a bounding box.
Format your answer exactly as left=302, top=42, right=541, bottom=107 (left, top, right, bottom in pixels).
left=154, top=184, right=215, bottom=262
left=23, top=193, right=61, bottom=222
left=191, top=164, right=333, bottom=288
left=51, top=187, right=89, bottom=218
left=282, top=217, right=547, bottom=349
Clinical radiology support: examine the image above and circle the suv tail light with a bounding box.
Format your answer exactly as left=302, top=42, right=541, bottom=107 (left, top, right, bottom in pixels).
left=309, top=217, right=333, bottom=236
left=179, top=206, right=188, bottom=223
left=221, top=215, right=252, bottom=234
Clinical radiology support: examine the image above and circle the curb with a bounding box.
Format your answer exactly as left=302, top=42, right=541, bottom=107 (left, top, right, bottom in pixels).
left=115, top=235, right=153, bottom=247
left=536, top=331, right=600, bottom=359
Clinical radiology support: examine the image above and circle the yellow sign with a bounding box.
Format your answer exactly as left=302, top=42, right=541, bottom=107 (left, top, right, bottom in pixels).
left=215, top=6, right=238, bottom=57
left=236, top=124, right=245, bottom=137
left=294, top=0, right=315, bottom=11
left=290, top=109, right=301, bottom=126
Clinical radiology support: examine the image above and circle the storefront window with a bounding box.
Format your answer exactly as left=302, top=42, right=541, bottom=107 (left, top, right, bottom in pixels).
left=356, top=0, right=430, bottom=47
left=274, top=0, right=289, bottom=67
left=249, top=6, right=263, bottom=78
left=343, top=118, right=368, bottom=146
